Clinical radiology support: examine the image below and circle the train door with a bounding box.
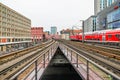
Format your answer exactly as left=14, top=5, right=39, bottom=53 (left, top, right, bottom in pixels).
left=102, top=33, right=106, bottom=41
left=102, top=36, right=106, bottom=41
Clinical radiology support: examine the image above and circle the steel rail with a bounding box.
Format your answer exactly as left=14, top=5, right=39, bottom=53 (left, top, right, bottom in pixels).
left=0, top=41, right=56, bottom=80
left=8, top=42, right=58, bottom=80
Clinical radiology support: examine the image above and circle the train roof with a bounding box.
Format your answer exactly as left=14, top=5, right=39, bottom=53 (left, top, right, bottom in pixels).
left=79, top=28, right=120, bottom=35
left=84, top=32, right=93, bottom=34
left=84, top=29, right=113, bottom=34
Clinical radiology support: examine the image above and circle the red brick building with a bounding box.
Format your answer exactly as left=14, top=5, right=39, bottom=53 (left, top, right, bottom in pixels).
left=31, top=27, right=44, bottom=42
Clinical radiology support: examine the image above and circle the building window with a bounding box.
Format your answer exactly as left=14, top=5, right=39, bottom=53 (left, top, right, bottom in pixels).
left=7, top=39, right=10, bottom=42
left=107, top=8, right=120, bottom=23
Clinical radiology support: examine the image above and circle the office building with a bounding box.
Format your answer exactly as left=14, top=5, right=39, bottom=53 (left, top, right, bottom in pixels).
left=94, top=0, right=117, bottom=15
left=0, top=2, right=31, bottom=51
left=107, top=0, right=117, bottom=6
left=94, top=0, right=107, bottom=15
left=96, top=0, right=120, bottom=30
left=51, top=26, right=57, bottom=35
left=84, top=16, right=97, bottom=32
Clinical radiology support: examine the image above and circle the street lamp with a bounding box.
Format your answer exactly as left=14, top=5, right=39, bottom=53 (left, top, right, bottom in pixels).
left=80, top=20, right=84, bottom=43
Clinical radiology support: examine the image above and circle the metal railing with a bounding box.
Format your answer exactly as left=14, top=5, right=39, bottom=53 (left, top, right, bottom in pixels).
left=59, top=43, right=120, bottom=80
left=9, top=42, right=59, bottom=80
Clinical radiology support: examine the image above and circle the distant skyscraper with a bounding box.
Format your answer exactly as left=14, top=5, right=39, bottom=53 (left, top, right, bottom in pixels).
left=107, top=0, right=117, bottom=6
left=94, top=0, right=117, bottom=15
left=96, top=0, right=120, bottom=30
left=51, top=26, right=57, bottom=35
left=94, top=0, right=107, bottom=15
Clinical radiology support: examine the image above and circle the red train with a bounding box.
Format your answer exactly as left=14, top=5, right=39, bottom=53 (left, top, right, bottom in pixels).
left=70, top=29, right=120, bottom=45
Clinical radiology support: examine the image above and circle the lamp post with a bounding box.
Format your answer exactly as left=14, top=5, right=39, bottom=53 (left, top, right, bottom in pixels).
left=80, top=20, right=84, bottom=43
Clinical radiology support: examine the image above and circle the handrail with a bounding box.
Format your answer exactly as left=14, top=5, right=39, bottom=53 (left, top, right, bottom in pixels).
left=60, top=43, right=120, bottom=80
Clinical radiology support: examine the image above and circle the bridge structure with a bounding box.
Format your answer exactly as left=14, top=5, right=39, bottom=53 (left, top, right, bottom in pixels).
left=0, top=39, right=120, bottom=80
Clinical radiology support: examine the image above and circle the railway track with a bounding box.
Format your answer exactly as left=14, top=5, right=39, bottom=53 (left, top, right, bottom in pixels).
left=58, top=40, right=120, bottom=77
left=64, top=40, right=120, bottom=61
left=85, top=40, right=120, bottom=49
left=0, top=40, right=55, bottom=80
left=0, top=40, right=52, bottom=65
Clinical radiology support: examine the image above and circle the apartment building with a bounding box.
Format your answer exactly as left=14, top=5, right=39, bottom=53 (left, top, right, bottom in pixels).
left=0, top=2, right=31, bottom=52
left=31, top=27, right=44, bottom=43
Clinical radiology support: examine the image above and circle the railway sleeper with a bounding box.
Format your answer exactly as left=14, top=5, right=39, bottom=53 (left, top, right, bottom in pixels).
left=18, top=63, right=21, bottom=66
left=113, top=71, right=120, bottom=76
left=3, top=72, right=7, bottom=75
left=2, top=60, right=9, bottom=64
left=15, top=65, right=18, bottom=68
left=9, top=69, right=13, bottom=71
left=0, top=61, right=4, bottom=65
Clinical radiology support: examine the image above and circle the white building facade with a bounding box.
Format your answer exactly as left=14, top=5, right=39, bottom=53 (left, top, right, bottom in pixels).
left=84, top=16, right=96, bottom=32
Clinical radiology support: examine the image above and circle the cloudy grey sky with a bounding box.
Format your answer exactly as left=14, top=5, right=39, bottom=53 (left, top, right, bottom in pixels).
left=0, top=0, right=94, bottom=32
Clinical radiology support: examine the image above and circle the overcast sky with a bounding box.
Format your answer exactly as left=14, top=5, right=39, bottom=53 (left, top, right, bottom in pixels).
left=0, top=0, right=94, bottom=32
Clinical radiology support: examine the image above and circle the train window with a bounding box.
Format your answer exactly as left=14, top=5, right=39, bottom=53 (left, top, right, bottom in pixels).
left=108, top=35, right=112, bottom=38
left=115, top=34, right=120, bottom=39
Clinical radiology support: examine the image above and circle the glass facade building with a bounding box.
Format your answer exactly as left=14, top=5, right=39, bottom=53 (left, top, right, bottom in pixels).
left=100, top=0, right=106, bottom=10
left=94, top=0, right=117, bottom=15
left=107, top=7, right=120, bottom=29
left=94, top=0, right=107, bottom=15
left=107, top=0, right=117, bottom=6
left=51, top=26, right=57, bottom=35
left=93, top=17, right=97, bottom=31
left=96, top=0, right=120, bottom=30
left=107, top=0, right=113, bottom=6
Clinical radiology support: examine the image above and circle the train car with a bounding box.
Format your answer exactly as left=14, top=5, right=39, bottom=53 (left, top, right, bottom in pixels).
left=70, top=28, right=120, bottom=45
left=70, top=34, right=80, bottom=41
left=84, top=32, right=93, bottom=40
left=76, top=34, right=80, bottom=40
left=106, top=29, right=120, bottom=42
left=78, top=33, right=82, bottom=41
left=93, top=30, right=106, bottom=41
left=69, top=35, right=77, bottom=40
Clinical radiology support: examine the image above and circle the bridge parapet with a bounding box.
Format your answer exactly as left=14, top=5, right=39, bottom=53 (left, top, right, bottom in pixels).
left=0, top=41, right=59, bottom=80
